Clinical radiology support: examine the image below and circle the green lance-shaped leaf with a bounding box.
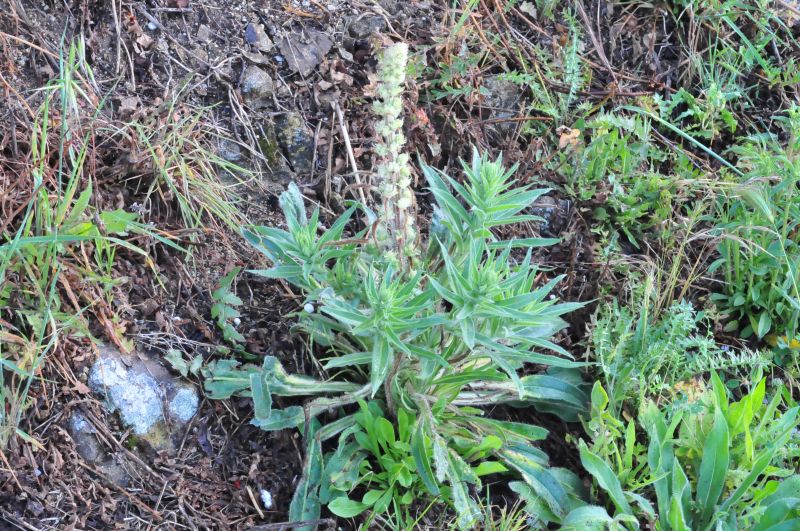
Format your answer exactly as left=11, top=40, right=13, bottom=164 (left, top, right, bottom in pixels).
left=696, top=406, right=730, bottom=525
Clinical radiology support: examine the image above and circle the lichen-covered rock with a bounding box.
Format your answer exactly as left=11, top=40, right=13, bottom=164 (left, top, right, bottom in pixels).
left=274, top=112, right=315, bottom=174
left=89, top=358, right=163, bottom=436
left=481, top=75, right=523, bottom=137
left=257, top=121, right=294, bottom=184
left=88, top=344, right=199, bottom=451
left=169, top=387, right=199, bottom=424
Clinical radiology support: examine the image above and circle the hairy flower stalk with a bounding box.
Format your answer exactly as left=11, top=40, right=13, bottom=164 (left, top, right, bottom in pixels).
left=373, top=43, right=416, bottom=262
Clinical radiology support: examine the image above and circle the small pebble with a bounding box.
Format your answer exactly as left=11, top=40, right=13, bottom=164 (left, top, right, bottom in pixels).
left=304, top=303, right=314, bottom=313
left=260, top=489, right=273, bottom=510
left=233, top=317, right=242, bottom=326
left=147, top=22, right=158, bottom=31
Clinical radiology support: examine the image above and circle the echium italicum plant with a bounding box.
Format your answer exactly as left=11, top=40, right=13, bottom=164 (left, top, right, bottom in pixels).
left=203, top=42, right=590, bottom=529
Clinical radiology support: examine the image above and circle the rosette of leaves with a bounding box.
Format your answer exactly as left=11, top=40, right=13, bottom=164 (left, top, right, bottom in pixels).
left=205, top=151, right=590, bottom=528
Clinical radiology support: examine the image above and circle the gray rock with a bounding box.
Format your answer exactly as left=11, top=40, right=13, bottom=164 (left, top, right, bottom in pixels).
left=99, top=459, right=132, bottom=487
left=531, top=195, right=571, bottom=235
left=481, top=75, right=523, bottom=137
left=347, top=16, right=387, bottom=39
left=67, top=410, right=132, bottom=487
left=196, top=24, right=213, bottom=44
left=275, top=112, right=315, bottom=174
left=218, top=139, right=245, bottom=163
left=377, top=0, right=399, bottom=13
left=68, top=411, right=102, bottom=463
left=277, top=30, right=333, bottom=76
left=240, top=65, right=274, bottom=109
left=245, top=22, right=274, bottom=53
left=88, top=344, right=199, bottom=451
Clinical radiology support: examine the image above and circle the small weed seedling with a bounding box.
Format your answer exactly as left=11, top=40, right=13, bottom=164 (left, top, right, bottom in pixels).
left=210, top=267, right=245, bottom=347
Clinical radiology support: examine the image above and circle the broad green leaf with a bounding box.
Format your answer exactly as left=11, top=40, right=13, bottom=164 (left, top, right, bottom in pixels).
left=473, top=461, right=508, bottom=476
left=362, top=489, right=385, bottom=506
left=696, top=407, right=730, bottom=525
left=486, top=237, right=560, bottom=249
left=757, top=312, right=772, bottom=338
left=322, top=351, right=372, bottom=369
left=375, top=417, right=396, bottom=449
left=503, top=445, right=569, bottom=518
left=165, top=349, right=189, bottom=377
left=753, top=498, right=800, bottom=531
left=591, top=381, right=609, bottom=411
left=562, top=505, right=614, bottom=527
left=250, top=372, right=272, bottom=422
left=289, top=433, right=322, bottom=530
left=370, top=338, right=392, bottom=397
left=62, top=182, right=93, bottom=228
left=509, top=481, right=561, bottom=525
left=719, top=442, right=781, bottom=515
left=578, top=440, right=633, bottom=516
left=668, top=495, right=691, bottom=531
left=203, top=359, right=258, bottom=399
left=446, top=452, right=481, bottom=529
left=328, top=496, right=368, bottom=518
left=251, top=406, right=304, bottom=431
left=248, top=265, right=303, bottom=279
left=737, top=184, right=775, bottom=223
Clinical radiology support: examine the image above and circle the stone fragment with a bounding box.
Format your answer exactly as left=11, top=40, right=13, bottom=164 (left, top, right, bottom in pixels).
left=196, top=24, right=213, bottom=44
left=277, top=30, right=333, bottom=76
left=245, top=22, right=274, bottom=53
left=240, top=65, right=275, bottom=109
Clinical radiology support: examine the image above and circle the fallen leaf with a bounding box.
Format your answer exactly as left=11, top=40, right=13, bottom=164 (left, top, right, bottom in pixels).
left=558, top=127, right=581, bottom=150
left=136, top=33, right=154, bottom=50
left=519, top=1, right=537, bottom=17
left=122, top=9, right=143, bottom=37
left=411, top=108, right=431, bottom=129
left=72, top=381, right=91, bottom=395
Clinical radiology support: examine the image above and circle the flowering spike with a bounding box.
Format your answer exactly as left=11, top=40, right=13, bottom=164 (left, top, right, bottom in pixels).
left=373, top=42, right=417, bottom=263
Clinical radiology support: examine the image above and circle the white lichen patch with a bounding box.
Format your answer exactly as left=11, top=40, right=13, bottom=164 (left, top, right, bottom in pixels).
left=168, top=387, right=200, bottom=424
left=88, top=347, right=199, bottom=442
